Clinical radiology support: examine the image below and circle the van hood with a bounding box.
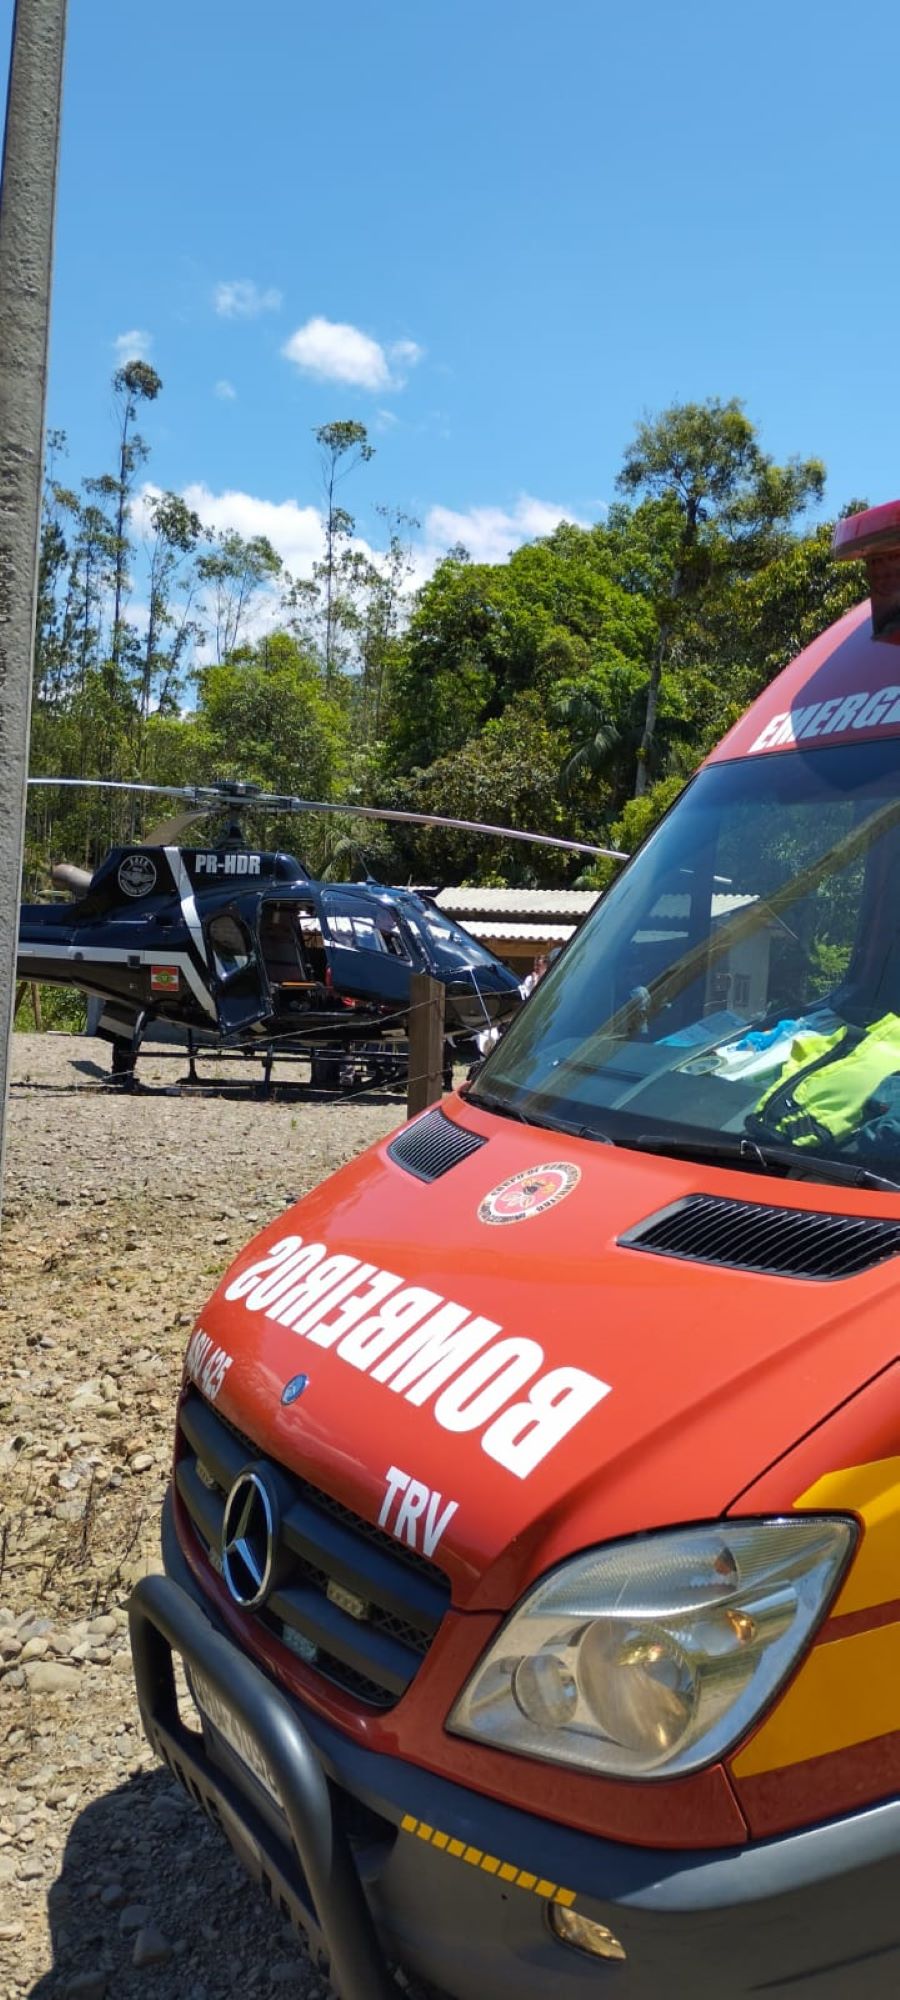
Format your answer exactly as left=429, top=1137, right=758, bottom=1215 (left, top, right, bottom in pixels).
left=199, top=1099, right=898, bottom=1610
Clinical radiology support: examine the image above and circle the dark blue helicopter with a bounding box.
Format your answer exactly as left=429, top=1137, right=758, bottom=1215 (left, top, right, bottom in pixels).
left=19, top=779, right=615, bottom=1087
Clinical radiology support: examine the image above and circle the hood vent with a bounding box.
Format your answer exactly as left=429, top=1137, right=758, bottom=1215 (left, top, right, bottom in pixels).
left=620, top=1194, right=900, bottom=1280
left=387, top=1106, right=487, bottom=1182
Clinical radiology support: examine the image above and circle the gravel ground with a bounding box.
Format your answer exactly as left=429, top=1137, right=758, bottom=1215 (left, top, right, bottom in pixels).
left=0, top=1034, right=433, bottom=2000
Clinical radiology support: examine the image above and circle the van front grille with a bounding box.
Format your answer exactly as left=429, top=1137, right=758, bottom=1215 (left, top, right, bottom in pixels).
left=176, top=1388, right=450, bottom=1709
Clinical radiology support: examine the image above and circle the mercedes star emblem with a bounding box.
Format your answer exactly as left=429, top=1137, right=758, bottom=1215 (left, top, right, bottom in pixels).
left=221, top=1469, right=277, bottom=1610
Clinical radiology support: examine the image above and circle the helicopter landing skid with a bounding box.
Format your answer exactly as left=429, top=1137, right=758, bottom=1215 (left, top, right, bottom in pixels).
left=104, top=1027, right=462, bottom=1100
left=108, top=1008, right=150, bottom=1091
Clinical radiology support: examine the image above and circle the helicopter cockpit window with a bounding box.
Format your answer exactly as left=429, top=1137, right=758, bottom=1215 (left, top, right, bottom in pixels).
left=348, top=916, right=381, bottom=953
left=374, top=907, right=411, bottom=959
left=325, top=898, right=411, bottom=960
left=418, top=910, right=508, bottom=971
left=207, top=913, right=252, bottom=980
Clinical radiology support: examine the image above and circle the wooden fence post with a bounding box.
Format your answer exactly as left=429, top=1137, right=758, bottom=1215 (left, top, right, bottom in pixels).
left=407, top=973, right=445, bottom=1119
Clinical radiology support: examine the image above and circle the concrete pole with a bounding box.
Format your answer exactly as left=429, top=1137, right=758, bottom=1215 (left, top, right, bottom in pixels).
left=0, top=0, right=67, bottom=1218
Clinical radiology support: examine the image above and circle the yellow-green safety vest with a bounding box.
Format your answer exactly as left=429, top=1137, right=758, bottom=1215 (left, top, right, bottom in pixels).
left=752, top=1013, right=900, bottom=1149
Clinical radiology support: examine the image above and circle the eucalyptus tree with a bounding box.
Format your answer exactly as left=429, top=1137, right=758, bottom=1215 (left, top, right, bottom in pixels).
left=33, top=429, right=81, bottom=707
left=73, top=479, right=118, bottom=689
left=196, top=530, right=282, bottom=662
left=616, top=399, right=826, bottom=793
left=140, top=490, right=205, bottom=720
left=110, top=359, right=162, bottom=669
left=314, top=419, right=374, bottom=685
left=343, top=505, right=419, bottom=739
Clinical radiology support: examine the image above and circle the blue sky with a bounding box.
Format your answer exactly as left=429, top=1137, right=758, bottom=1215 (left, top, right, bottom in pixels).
left=2, top=0, right=899, bottom=581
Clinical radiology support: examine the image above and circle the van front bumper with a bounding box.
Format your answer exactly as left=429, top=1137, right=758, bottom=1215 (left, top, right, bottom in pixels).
left=129, top=1496, right=900, bottom=1999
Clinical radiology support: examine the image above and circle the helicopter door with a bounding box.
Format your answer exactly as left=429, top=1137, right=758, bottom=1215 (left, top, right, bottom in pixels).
left=258, top=899, right=328, bottom=1004
left=205, top=908, right=270, bottom=1034
left=320, top=892, right=414, bottom=1010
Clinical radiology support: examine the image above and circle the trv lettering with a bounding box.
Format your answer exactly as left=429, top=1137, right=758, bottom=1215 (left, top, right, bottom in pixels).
left=222, top=1235, right=611, bottom=1479
left=750, top=685, right=900, bottom=753
left=185, top=1327, right=233, bottom=1402
left=378, top=1465, right=459, bottom=1556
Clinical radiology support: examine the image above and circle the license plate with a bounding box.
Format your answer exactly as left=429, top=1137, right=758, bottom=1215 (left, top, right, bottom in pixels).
left=190, top=1667, right=282, bottom=1808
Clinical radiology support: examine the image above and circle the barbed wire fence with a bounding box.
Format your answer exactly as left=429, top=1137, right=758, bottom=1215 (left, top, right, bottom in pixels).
left=11, top=985, right=481, bottom=1111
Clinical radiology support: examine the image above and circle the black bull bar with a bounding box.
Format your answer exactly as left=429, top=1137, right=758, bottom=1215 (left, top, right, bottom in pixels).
left=129, top=1573, right=398, bottom=2000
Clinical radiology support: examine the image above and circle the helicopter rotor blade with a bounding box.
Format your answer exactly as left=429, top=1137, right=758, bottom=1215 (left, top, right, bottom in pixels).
left=26, top=776, right=627, bottom=860
left=142, top=807, right=219, bottom=846
left=27, top=778, right=215, bottom=803
left=258, top=796, right=626, bottom=860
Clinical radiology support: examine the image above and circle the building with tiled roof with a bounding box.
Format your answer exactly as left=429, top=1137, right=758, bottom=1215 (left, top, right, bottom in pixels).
left=433, top=886, right=599, bottom=972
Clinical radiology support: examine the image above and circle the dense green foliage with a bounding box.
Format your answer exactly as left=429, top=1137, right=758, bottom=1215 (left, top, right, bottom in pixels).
left=26, top=373, right=869, bottom=914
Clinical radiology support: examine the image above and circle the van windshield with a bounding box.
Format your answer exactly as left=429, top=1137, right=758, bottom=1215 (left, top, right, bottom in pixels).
left=472, top=741, right=900, bottom=1186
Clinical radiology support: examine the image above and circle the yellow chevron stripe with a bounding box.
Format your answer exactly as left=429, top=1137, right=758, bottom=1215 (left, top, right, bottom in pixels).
left=400, top=1813, right=576, bottom=1906
left=732, top=1618, right=900, bottom=1776
left=796, top=1455, right=900, bottom=1617
left=732, top=1456, right=900, bottom=1778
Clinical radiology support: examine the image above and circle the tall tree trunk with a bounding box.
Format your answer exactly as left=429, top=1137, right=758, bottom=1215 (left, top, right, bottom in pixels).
left=323, top=470, right=336, bottom=689
left=111, top=404, right=131, bottom=670
left=634, top=623, right=667, bottom=797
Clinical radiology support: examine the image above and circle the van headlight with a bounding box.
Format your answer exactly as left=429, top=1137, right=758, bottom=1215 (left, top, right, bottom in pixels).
left=448, top=1518, right=855, bottom=1778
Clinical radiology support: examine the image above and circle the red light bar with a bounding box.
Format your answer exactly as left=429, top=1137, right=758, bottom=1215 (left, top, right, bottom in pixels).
left=833, top=500, right=900, bottom=643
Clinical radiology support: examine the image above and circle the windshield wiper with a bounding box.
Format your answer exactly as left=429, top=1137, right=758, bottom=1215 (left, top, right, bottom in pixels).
left=463, top=1085, right=531, bottom=1125
left=627, top=1131, right=900, bottom=1194
left=464, top=1085, right=611, bottom=1142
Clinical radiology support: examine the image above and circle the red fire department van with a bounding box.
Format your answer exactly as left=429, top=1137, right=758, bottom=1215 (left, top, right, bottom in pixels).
left=130, top=502, right=900, bottom=1998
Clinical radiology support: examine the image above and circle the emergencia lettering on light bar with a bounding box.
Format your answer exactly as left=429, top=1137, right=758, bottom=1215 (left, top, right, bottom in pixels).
left=223, top=1235, right=611, bottom=1478
left=749, top=685, right=900, bottom=752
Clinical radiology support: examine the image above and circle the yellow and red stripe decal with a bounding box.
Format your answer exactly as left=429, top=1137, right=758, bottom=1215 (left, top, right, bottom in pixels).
left=731, top=1621, right=900, bottom=1776
left=732, top=1455, right=900, bottom=1779
left=802, top=1454, right=900, bottom=1619
left=400, top=1813, right=576, bottom=1906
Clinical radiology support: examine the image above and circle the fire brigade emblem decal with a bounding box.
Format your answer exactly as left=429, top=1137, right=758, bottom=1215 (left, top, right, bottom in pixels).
left=117, top=852, right=157, bottom=898
left=221, top=1470, right=278, bottom=1610
left=478, top=1161, right=581, bottom=1226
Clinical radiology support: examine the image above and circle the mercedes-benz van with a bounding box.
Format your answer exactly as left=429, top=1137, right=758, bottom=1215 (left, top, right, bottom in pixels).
left=130, top=500, right=900, bottom=1998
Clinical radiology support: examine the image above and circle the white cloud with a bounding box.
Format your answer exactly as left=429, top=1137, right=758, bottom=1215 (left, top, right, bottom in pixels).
left=138, top=482, right=581, bottom=584
left=214, top=378, right=237, bottom=400
left=113, top=328, right=152, bottom=363
left=214, top=279, right=282, bottom=319
left=419, top=495, right=587, bottom=571
left=133, top=479, right=585, bottom=652
left=181, top=482, right=326, bottom=579
left=282, top=316, right=423, bottom=391
left=282, top=317, right=388, bottom=389
left=390, top=337, right=423, bottom=370
left=129, top=485, right=167, bottom=550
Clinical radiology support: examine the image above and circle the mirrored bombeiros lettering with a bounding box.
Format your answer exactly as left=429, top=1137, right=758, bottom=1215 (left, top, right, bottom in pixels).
left=223, top=1235, right=611, bottom=1478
